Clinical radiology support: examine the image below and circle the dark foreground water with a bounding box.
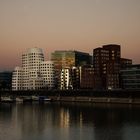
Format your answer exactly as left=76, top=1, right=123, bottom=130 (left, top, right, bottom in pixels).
left=0, top=102, right=140, bottom=140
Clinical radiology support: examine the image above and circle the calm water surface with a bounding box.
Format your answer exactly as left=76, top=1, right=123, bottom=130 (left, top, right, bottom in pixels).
left=0, top=102, right=140, bottom=140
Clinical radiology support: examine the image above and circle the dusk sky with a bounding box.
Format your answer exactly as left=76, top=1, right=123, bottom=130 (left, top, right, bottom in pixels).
left=0, top=0, right=140, bottom=70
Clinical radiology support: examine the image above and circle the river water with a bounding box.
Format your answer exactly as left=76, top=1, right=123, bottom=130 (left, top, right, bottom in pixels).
left=0, top=102, right=140, bottom=140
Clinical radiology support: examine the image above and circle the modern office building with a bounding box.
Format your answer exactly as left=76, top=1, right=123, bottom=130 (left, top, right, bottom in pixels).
left=51, top=50, right=92, bottom=88
left=102, top=44, right=121, bottom=62
left=93, top=47, right=109, bottom=88
left=12, top=47, right=55, bottom=90
left=106, top=61, right=120, bottom=89
left=0, top=71, right=12, bottom=90
left=60, top=68, right=72, bottom=90
left=71, top=67, right=80, bottom=89
left=51, top=50, right=91, bottom=70
left=93, top=44, right=121, bottom=89
left=120, top=64, right=140, bottom=89
left=60, top=65, right=95, bottom=90
left=120, top=58, right=132, bottom=68
left=80, top=65, right=95, bottom=89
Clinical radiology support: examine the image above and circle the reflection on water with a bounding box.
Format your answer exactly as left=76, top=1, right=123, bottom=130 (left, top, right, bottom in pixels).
left=0, top=102, right=140, bottom=140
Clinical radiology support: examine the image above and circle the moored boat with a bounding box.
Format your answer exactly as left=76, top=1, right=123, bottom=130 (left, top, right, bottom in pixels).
left=39, top=96, right=52, bottom=103
left=16, top=97, right=24, bottom=103
left=16, top=96, right=32, bottom=103
left=32, top=95, right=39, bottom=101
left=1, top=96, right=14, bottom=103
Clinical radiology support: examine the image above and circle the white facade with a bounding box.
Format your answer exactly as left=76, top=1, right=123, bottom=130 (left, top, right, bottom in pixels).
left=40, top=61, right=55, bottom=89
left=60, top=68, right=72, bottom=90
left=12, top=67, right=23, bottom=91
left=29, top=78, right=44, bottom=90
left=12, top=47, right=55, bottom=90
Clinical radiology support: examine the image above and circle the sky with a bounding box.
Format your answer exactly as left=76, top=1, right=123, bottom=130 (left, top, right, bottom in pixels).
left=0, top=0, right=140, bottom=70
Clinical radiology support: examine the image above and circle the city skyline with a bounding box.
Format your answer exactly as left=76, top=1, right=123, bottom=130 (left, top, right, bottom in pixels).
left=0, top=0, right=140, bottom=70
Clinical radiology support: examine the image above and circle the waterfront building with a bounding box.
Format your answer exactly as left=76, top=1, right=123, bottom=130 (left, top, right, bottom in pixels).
left=40, top=61, right=55, bottom=89
left=120, top=64, right=140, bottom=89
left=12, top=67, right=23, bottom=90
left=51, top=50, right=91, bottom=69
left=0, top=71, right=12, bottom=90
left=12, top=48, right=55, bottom=90
left=61, top=66, right=80, bottom=90
left=106, top=61, right=120, bottom=89
left=120, top=58, right=132, bottom=68
left=93, top=44, right=121, bottom=89
left=22, top=47, right=44, bottom=90
left=60, top=68, right=72, bottom=90
left=102, top=44, right=121, bottom=62
left=60, top=65, right=95, bottom=90
left=71, top=67, right=80, bottom=89
left=51, top=50, right=92, bottom=88
left=80, top=65, right=95, bottom=89
left=93, top=47, right=109, bottom=89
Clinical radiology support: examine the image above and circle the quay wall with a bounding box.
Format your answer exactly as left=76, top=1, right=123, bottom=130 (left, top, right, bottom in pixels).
left=1, top=89, right=140, bottom=104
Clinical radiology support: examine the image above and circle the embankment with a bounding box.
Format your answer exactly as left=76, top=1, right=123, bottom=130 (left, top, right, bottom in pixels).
left=1, top=89, right=140, bottom=104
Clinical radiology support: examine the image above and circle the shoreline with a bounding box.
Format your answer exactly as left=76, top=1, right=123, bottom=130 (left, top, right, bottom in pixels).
left=1, top=89, right=140, bottom=104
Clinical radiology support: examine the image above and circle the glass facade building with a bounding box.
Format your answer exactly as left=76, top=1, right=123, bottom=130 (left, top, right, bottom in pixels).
left=51, top=50, right=91, bottom=69
left=51, top=50, right=92, bottom=88
left=120, top=64, right=140, bottom=89
left=0, top=71, right=12, bottom=90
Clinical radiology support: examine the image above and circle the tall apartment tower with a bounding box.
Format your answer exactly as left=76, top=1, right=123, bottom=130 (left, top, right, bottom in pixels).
left=93, top=44, right=121, bottom=89
left=12, top=48, right=55, bottom=90
left=93, top=47, right=110, bottom=89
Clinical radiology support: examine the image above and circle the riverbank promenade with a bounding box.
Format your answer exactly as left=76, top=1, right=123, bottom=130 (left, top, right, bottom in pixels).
left=1, top=89, right=140, bottom=104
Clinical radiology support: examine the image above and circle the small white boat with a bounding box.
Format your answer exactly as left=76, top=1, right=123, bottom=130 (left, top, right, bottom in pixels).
left=32, top=96, right=39, bottom=101
left=16, top=96, right=32, bottom=103
left=1, top=97, right=14, bottom=103
left=16, top=97, right=23, bottom=103
left=39, top=96, right=52, bottom=102
left=44, top=98, right=51, bottom=102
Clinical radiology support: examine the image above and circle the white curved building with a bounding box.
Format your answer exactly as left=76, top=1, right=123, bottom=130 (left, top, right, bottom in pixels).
left=40, top=61, right=55, bottom=89
left=12, top=47, right=55, bottom=90
left=12, top=66, right=23, bottom=90
left=60, top=68, right=73, bottom=90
